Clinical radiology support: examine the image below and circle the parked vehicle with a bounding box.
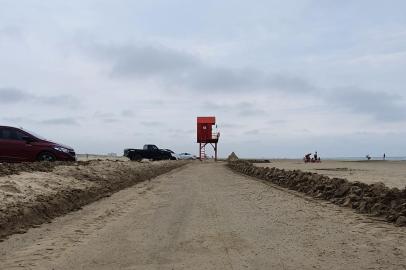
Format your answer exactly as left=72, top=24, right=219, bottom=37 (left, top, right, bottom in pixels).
left=163, top=149, right=180, bottom=160
left=178, top=153, right=197, bottom=160
left=124, top=144, right=174, bottom=161
left=0, top=126, right=76, bottom=162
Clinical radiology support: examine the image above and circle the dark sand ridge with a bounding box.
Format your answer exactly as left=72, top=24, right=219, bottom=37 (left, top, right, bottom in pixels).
left=228, top=156, right=406, bottom=227
left=0, top=160, right=187, bottom=239
left=256, top=159, right=406, bottom=189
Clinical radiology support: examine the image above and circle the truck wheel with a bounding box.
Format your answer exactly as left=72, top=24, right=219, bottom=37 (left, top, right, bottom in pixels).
left=37, top=152, right=56, bottom=162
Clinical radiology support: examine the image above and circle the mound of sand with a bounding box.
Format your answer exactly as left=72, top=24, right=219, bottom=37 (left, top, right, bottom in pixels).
left=228, top=160, right=406, bottom=226
left=0, top=161, right=91, bottom=177
left=0, top=160, right=187, bottom=238
left=227, top=152, right=239, bottom=161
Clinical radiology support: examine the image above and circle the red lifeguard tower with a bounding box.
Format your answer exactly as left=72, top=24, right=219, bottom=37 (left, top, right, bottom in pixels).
left=197, top=116, right=220, bottom=161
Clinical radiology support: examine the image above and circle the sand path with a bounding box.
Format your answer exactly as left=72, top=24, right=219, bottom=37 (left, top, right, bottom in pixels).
left=0, top=162, right=405, bottom=269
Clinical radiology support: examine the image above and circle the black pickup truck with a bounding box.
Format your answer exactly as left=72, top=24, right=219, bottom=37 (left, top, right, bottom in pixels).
left=124, top=144, right=174, bottom=161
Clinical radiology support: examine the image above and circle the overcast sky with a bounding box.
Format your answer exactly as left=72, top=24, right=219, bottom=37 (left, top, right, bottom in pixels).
left=1, top=0, right=406, bottom=158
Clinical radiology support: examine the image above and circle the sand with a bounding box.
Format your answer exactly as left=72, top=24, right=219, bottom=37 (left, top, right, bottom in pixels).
left=0, top=160, right=187, bottom=238
left=256, top=159, right=406, bottom=189
left=0, top=162, right=405, bottom=269
left=76, top=154, right=129, bottom=161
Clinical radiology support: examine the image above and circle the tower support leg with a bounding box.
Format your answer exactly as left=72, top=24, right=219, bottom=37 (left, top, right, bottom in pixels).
left=214, top=143, right=218, bottom=161
left=199, top=142, right=218, bottom=161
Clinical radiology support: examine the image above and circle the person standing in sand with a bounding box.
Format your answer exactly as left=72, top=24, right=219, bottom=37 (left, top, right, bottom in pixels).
left=383, top=153, right=386, bottom=160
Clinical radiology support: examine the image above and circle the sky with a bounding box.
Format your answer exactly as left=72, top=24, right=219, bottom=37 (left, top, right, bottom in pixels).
left=1, top=0, right=406, bottom=158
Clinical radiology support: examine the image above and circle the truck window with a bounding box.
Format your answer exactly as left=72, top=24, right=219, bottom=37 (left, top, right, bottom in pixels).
left=144, top=145, right=158, bottom=150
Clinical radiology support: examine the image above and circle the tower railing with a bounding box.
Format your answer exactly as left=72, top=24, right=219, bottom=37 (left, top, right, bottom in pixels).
left=212, top=132, right=220, bottom=140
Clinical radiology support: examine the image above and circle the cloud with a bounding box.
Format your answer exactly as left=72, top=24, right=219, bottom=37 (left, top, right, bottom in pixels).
left=204, top=101, right=266, bottom=117
left=2, top=116, right=79, bottom=126
left=40, top=95, right=80, bottom=108
left=88, top=43, right=406, bottom=123
left=93, top=110, right=137, bottom=123
left=221, top=123, right=243, bottom=129
left=121, top=109, right=135, bottom=117
left=0, top=88, right=32, bottom=103
left=327, top=87, right=406, bottom=121
left=102, top=118, right=119, bottom=123
left=92, top=44, right=198, bottom=78
left=186, top=67, right=263, bottom=91
left=2, top=117, right=26, bottom=123
left=141, top=121, right=164, bottom=127
left=244, top=129, right=261, bottom=135
left=89, top=43, right=317, bottom=94
left=238, top=105, right=266, bottom=117
left=93, top=111, right=119, bottom=123
left=93, top=111, right=114, bottom=118
left=40, top=118, right=79, bottom=126
left=0, top=87, right=80, bottom=108
left=265, top=75, right=315, bottom=94
left=0, top=25, right=22, bottom=40
left=268, top=120, right=287, bottom=125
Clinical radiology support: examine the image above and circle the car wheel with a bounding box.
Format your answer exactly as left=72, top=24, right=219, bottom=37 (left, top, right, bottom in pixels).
left=37, top=152, right=56, bottom=162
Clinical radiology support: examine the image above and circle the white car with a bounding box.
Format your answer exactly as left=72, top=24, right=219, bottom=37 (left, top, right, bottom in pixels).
left=178, top=153, right=197, bottom=160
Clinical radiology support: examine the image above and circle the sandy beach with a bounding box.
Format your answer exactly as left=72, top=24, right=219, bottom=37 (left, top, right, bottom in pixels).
left=1, top=162, right=405, bottom=269
left=256, top=159, right=406, bottom=189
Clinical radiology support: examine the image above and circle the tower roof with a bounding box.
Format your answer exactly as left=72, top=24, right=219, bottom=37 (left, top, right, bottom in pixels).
left=197, top=116, right=216, bottom=124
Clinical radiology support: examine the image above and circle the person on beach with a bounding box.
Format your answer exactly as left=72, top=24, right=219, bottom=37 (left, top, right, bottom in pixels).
left=383, top=153, right=386, bottom=160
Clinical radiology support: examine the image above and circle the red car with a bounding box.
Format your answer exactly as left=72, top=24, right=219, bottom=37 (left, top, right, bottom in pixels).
left=0, top=126, right=76, bottom=162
